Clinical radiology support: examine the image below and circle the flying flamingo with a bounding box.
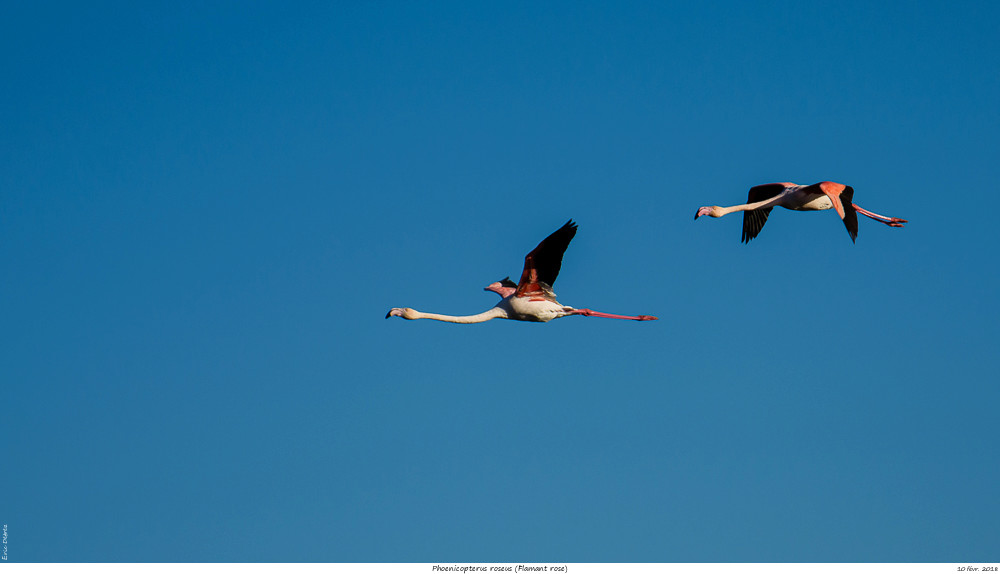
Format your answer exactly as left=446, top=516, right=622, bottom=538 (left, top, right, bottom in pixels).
left=694, top=181, right=907, bottom=243
left=386, top=220, right=658, bottom=323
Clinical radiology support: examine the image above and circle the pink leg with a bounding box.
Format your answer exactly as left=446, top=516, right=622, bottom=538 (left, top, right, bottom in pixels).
left=571, top=309, right=658, bottom=321
left=853, top=203, right=907, bottom=227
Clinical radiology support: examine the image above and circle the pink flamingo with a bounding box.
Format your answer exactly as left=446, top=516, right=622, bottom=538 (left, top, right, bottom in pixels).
left=386, top=220, right=658, bottom=323
left=694, top=181, right=907, bottom=243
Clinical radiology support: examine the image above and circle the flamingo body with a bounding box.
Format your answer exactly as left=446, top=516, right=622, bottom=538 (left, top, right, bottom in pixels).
left=386, top=220, right=658, bottom=324
left=787, top=191, right=834, bottom=211
left=502, top=296, right=570, bottom=323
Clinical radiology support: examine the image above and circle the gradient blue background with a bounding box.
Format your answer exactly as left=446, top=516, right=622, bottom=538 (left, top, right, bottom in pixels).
left=2, top=1, right=998, bottom=562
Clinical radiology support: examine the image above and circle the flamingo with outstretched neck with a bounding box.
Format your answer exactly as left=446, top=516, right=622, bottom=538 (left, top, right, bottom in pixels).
left=386, top=220, right=658, bottom=323
left=694, top=181, right=907, bottom=243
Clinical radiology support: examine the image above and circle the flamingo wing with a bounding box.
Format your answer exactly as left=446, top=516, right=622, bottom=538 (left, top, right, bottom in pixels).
left=515, top=219, right=578, bottom=298
left=742, top=183, right=784, bottom=243
left=813, top=182, right=858, bottom=242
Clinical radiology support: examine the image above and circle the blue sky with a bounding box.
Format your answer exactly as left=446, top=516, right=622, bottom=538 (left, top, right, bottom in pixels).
left=2, top=0, right=998, bottom=563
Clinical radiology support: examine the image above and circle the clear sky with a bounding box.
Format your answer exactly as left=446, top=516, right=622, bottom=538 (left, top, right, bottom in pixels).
left=2, top=0, right=998, bottom=563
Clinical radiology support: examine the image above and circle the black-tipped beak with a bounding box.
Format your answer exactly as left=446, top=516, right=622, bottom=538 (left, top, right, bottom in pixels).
left=693, top=210, right=700, bottom=220
left=385, top=310, right=392, bottom=319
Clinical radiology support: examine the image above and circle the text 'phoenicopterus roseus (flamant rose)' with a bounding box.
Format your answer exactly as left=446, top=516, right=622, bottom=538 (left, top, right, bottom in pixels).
left=386, top=220, right=658, bottom=324
left=694, top=181, right=907, bottom=243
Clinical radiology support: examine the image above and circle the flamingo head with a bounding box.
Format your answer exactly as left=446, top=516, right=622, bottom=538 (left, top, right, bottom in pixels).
left=483, top=277, right=518, bottom=298
left=385, top=307, right=419, bottom=319
left=694, top=206, right=723, bottom=219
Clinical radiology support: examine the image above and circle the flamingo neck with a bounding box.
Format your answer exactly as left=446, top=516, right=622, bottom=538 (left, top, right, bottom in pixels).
left=719, top=196, right=783, bottom=216
left=411, top=307, right=507, bottom=323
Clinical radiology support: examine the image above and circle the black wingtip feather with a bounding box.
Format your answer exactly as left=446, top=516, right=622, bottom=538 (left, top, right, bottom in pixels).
left=841, top=186, right=858, bottom=243
left=741, top=207, right=772, bottom=244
